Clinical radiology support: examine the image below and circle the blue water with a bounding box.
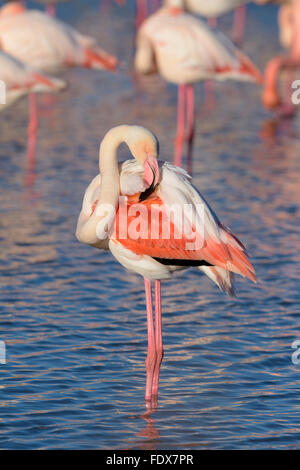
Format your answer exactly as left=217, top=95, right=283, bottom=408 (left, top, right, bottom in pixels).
left=0, top=0, right=300, bottom=450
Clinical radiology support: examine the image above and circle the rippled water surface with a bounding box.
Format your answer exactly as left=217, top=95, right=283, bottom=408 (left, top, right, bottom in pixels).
left=0, top=0, right=300, bottom=450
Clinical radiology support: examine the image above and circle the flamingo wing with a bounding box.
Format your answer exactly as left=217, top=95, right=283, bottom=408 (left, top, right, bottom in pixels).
left=112, top=162, right=256, bottom=283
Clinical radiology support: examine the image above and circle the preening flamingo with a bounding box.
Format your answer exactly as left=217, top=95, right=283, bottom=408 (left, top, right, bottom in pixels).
left=134, top=2, right=263, bottom=169
left=76, top=124, right=256, bottom=404
left=0, top=2, right=118, bottom=73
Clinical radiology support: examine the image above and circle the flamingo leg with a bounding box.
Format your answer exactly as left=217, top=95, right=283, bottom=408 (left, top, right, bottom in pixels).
left=136, top=0, right=148, bottom=30
left=186, top=84, right=195, bottom=175
left=152, top=280, right=163, bottom=399
left=27, top=94, right=38, bottom=171
left=232, top=5, right=246, bottom=46
left=144, top=278, right=156, bottom=402
left=45, top=3, right=56, bottom=17
left=208, top=16, right=218, bottom=28
left=281, top=69, right=295, bottom=116
left=174, top=84, right=186, bottom=167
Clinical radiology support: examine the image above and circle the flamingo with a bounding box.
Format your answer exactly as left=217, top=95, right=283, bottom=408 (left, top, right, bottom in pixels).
left=261, top=0, right=299, bottom=115
left=76, top=124, right=256, bottom=404
left=134, top=2, right=263, bottom=169
left=0, top=1, right=118, bottom=171
left=0, top=50, right=66, bottom=183
left=0, top=2, right=118, bottom=74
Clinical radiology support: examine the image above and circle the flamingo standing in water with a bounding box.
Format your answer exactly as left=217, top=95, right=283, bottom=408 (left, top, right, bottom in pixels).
left=0, top=1, right=118, bottom=168
left=134, top=1, right=263, bottom=168
left=76, top=124, right=256, bottom=404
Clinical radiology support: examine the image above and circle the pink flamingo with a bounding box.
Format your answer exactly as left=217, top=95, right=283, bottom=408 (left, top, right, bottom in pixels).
left=134, top=2, right=263, bottom=169
left=76, top=124, right=256, bottom=404
left=0, top=1, right=118, bottom=170
left=0, top=2, right=118, bottom=74
left=261, top=0, right=299, bottom=115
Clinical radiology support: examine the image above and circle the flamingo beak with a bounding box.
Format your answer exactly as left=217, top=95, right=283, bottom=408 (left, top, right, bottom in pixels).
left=144, top=154, right=159, bottom=188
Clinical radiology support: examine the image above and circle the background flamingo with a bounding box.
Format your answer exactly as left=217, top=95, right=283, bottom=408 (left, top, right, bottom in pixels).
left=134, top=3, right=263, bottom=169
left=0, top=1, right=118, bottom=173
left=0, top=2, right=118, bottom=73
left=76, top=124, right=256, bottom=404
left=261, top=0, right=298, bottom=115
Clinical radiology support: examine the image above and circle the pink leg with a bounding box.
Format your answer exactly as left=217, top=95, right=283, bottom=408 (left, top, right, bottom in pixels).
left=186, top=84, right=195, bottom=175
left=280, top=69, right=296, bottom=117
left=144, top=278, right=156, bottom=402
left=152, top=280, right=163, bottom=398
left=203, top=80, right=216, bottom=112
left=232, top=5, right=246, bottom=46
left=27, top=94, right=38, bottom=170
left=45, top=3, right=56, bottom=17
left=208, top=17, right=218, bottom=28
left=151, top=0, right=161, bottom=14
left=136, top=0, right=148, bottom=30
left=174, top=84, right=186, bottom=167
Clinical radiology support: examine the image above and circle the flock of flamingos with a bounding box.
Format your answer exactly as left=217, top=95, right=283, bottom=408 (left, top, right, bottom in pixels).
left=1, top=0, right=299, bottom=404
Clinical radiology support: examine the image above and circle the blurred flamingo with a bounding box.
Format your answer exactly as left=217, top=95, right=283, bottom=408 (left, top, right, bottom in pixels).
left=262, top=0, right=299, bottom=116
left=0, top=1, right=118, bottom=170
left=76, top=124, right=256, bottom=404
left=135, top=2, right=263, bottom=169
left=0, top=2, right=118, bottom=73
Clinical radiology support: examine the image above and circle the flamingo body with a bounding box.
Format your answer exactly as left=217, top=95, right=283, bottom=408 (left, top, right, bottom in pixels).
left=78, top=158, right=255, bottom=291
left=135, top=7, right=262, bottom=85
left=0, top=2, right=117, bottom=73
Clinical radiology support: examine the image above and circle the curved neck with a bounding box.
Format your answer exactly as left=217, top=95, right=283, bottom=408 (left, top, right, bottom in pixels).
left=97, top=125, right=131, bottom=208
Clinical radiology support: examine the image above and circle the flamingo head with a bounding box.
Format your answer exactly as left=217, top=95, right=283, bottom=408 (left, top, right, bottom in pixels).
left=127, top=125, right=160, bottom=188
